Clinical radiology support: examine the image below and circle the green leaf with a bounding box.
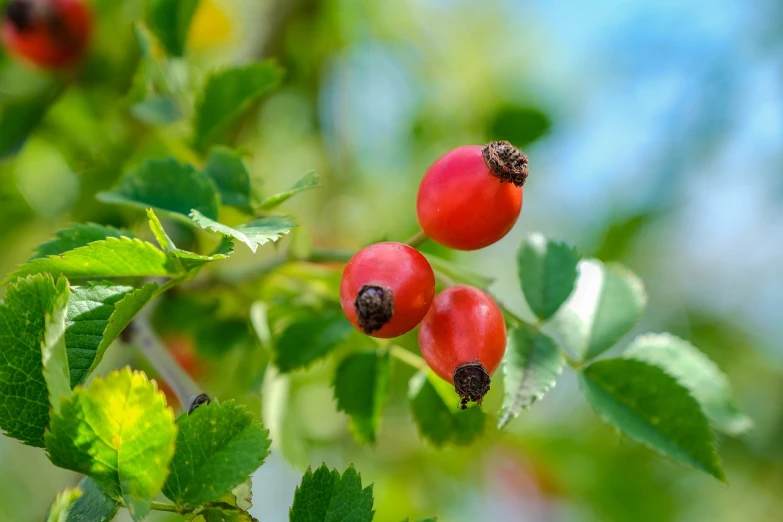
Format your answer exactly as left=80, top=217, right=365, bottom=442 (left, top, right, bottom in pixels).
left=205, top=147, right=253, bottom=212
left=333, top=351, right=391, bottom=444
left=42, top=276, right=72, bottom=414
left=4, top=237, right=175, bottom=283
left=289, top=464, right=374, bottom=522
left=0, top=274, right=70, bottom=446
left=45, top=368, right=178, bottom=521
left=190, top=209, right=296, bottom=254
left=517, top=234, right=579, bottom=321
left=46, top=487, right=82, bottom=522
left=30, top=223, right=133, bottom=260
left=193, top=62, right=283, bottom=151
left=487, top=104, right=551, bottom=148
left=423, top=254, right=494, bottom=290
left=408, top=372, right=485, bottom=447
left=0, top=81, right=64, bottom=158
left=273, top=312, right=354, bottom=372
left=258, top=171, right=319, bottom=210
left=146, top=0, right=200, bottom=56
left=147, top=209, right=232, bottom=271
left=188, top=504, right=259, bottom=522
left=66, top=283, right=158, bottom=386
left=218, top=479, right=253, bottom=511
left=580, top=358, right=724, bottom=481
left=66, top=477, right=119, bottom=522
left=98, top=157, right=220, bottom=223
left=552, top=259, right=647, bottom=361
left=498, top=324, right=563, bottom=429
left=625, top=333, right=753, bottom=436
left=163, top=400, right=270, bottom=509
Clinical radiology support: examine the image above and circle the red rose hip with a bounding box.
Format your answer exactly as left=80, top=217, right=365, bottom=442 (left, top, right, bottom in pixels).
left=418, top=285, right=507, bottom=408
left=416, top=141, right=528, bottom=251
left=340, top=242, right=435, bottom=339
left=2, top=0, right=93, bottom=69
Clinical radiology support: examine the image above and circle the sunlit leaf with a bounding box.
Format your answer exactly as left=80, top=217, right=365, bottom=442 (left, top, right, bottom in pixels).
left=46, top=368, right=178, bottom=521
left=190, top=209, right=295, bottom=254
left=46, top=487, right=82, bottom=522
left=551, top=259, right=646, bottom=361
left=30, top=223, right=133, bottom=260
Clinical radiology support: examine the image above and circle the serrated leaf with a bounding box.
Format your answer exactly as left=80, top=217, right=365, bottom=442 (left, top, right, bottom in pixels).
left=45, top=368, right=178, bottom=521
left=423, top=254, right=494, bottom=290
left=188, top=504, right=259, bottom=522
left=30, top=223, right=133, bottom=260
left=273, top=312, right=354, bottom=372
left=190, top=209, right=295, bottom=254
left=0, top=274, right=70, bottom=446
left=163, top=400, right=270, bottom=509
left=46, top=487, right=82, bottom=522
left=42, top=276, right=72, bottom=414
left=147, top=209, right=232, bottom=271
left=0, top=81, right=64, bottom=158
left=258, top=171, right=319, bottom=210
left=625, top=333, right=753, bottom=436
left=205, top=147, right=253, bottom=212
left=408, top=372, right=485, bottom=447
left=193, top=62, right=283, bottom=151
left=4, top=237, right=175, bottom=283
left=66, top=477, right=119, bottom=522
left=98, top=157, right=220, bottom=223
left=518, top=234, right=580, bottom=321
left=552, top=259, right=646, bottom=361
left=498, top=324, right=563, bottom=429
left=290, top=464, right=374, bottom=522
left=147, top=0, right=200, bottom=56
left=333, top=351, right=390, bottom=444
left=66, top=283, right=158, bottom=386
left=580, top=358, right=724, bottom=481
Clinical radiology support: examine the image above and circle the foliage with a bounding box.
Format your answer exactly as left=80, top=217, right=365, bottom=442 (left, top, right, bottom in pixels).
left=0, top=2, right=753, bottom=521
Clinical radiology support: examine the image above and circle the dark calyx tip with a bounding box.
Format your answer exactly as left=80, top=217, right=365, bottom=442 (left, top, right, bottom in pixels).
left=187, top=393, right=211, bottom=414
left=453, top=362, right=491, bottom=410
left=482, top=140, right=529, bottom=187
left=355, top=284, right=394, bottom=334
left=5, top=0, right=32, bottom=31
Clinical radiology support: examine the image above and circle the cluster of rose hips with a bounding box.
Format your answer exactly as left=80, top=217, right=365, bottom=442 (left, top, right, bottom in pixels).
left=2, top=0, right=92, bottom=69
left=340, top=142, right=528, bottom=409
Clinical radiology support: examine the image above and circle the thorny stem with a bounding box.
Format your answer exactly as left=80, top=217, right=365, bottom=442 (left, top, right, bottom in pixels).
left=389, top=345, right=430, bottom=373
left=404, top=229, right=429, bottom=249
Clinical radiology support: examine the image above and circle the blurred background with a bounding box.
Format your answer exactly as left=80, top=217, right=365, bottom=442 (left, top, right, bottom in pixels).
left=2, top=0, right=783, bottom=520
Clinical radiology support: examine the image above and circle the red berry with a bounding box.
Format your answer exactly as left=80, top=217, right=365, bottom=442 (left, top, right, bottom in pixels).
left=417, top=141, right=528, bottom=250
left=340, top=242, right=435, bottom=339
left=2, top=0, right=92, bottom=69
left=418, top=285, right=507, bottom=408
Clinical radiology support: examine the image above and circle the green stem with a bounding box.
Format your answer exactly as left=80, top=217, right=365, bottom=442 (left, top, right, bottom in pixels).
left=150, top=501, right=180, bottom=513
left=389, top=345, right=429, bottom=372
left=404, top=230, right=429, bottom=249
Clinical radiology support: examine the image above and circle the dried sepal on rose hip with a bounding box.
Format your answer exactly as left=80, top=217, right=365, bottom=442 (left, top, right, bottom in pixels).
left=418, top=285, right=506, bottom=409
left=340, top=242, right=435, bottom=339
left=416, top=141, right=528, bottom=251
left=2, top=0, right=93, bottom=69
